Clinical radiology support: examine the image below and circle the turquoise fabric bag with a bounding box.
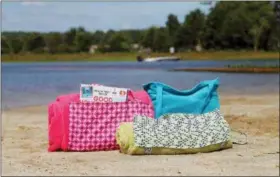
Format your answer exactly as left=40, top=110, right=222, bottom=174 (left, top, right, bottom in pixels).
left=143, top=78, right=220, bottom=119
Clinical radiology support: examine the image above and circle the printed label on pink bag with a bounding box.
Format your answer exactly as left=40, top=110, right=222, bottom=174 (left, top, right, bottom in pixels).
left=92, top=85, right=128, bottom=103
left=80, top=84, right=128, bottom=103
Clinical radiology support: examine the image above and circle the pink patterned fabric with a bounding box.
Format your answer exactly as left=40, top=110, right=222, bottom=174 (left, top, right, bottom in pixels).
left=68, top=101, right=154, bottom=151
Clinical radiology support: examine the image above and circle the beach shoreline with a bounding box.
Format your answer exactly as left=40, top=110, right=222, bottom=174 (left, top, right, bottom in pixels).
left=2, top=93, right=279, bottom=176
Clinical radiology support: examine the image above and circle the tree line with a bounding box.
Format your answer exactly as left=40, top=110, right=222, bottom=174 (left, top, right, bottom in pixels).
left=1, top=1, right=280, bottom=55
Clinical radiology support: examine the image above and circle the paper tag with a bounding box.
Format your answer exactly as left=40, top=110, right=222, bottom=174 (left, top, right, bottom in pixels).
left=80, top=84, right=128, bottom=103
left=92, top=85, right=128, bottom=102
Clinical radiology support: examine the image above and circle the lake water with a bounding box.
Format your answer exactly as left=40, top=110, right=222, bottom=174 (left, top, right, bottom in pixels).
left=1, top=59, right=279, bottom=109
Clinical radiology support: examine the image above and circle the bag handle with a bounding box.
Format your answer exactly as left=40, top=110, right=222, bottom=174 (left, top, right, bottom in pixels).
left=155, top=85, right=163, bottom=118
left=127, top=90, right=135, bottom=101
left=155, top=79, right=218, bottom=117
left=200, top=81, right=217, bottom=113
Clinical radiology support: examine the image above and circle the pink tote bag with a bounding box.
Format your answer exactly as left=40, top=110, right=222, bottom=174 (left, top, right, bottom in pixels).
left=48, top=87, right=153, bottom=152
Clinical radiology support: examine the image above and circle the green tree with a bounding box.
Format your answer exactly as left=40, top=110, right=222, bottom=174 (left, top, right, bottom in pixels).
left=102, top=30, right=115, bottom=45
left=247, top=2, right=274, bottom=51
left=174, top=25, right=188, bottom=50
left=141, top=26, right=157, bottom=51
left=74, top=30, right=92, bottom=52
left=108, top=33, right=131, bottom=52
left=166, top=14, right=181, bottom=47
left=25, top=33, right=46, bottom=53
left=203, top=1, right=275, bottom=50
left=92, top=30, right=105, bottom=45
left=3, top=37, right=23, bottom=54
left=176, top=9, right=206, bottom=50
left=44, top=32, right=63, bottom=53
left=1, top=36, right=13, bottom=54
left=220, top=3, right=252, bottom=49
left=203, top=2, right=240, bottom=49
left=267, top=1, right=280, bottom=51
left=141, top=27, right=169, bottom=52
left=121, top=29, right=142, bottom=44
left=64, top=28, right=77, bottom=46
left=153, top=28, right=169, bottom=52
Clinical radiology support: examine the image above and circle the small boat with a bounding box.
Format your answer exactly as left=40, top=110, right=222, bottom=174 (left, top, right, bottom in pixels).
left=137, top=56, right=181, bottom=62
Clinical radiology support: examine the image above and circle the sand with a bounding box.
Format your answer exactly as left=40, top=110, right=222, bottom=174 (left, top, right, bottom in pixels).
left=1, top=94, right=279, bottom=176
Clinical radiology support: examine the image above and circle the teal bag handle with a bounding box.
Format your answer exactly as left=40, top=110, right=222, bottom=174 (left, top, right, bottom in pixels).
left=155, top=81, right=215, bottom=117
left=144, top=79, right=220, bottom=119
left=155, top=84, right=163, bottom=118
left=200, top=81, right=217, bottom=113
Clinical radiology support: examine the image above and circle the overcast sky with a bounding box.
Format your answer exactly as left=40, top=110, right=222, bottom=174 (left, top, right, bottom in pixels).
left=2, top=1, right=211, bottom=32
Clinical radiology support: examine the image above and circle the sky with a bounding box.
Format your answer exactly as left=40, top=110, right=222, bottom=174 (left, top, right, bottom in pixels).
left=2, top=1, right=212, bottom=32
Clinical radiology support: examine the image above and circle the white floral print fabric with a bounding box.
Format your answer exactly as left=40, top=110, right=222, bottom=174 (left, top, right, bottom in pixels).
left=133, top=109, right=231, bottom=149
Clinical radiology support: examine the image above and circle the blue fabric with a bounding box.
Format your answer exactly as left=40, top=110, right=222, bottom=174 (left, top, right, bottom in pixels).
left=143, top=78, right=220, bottom=119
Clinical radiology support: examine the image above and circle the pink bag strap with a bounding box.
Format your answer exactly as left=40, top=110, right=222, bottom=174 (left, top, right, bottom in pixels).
left=127, top=90, right=135, bottom=101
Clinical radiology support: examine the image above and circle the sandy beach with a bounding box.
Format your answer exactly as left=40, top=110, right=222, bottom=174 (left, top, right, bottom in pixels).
left=1, top=94, right=279, bottom=176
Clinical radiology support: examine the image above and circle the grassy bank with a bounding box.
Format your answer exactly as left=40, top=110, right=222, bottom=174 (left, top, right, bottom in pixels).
left=172, top=64, right=280, bottom=73
left=172, top=67, right=280, bottom=73
left=1, top=51, right=279, bottom=62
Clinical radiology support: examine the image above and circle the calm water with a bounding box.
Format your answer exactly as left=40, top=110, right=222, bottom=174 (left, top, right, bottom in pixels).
left=1, top=59, right=279, bottom=109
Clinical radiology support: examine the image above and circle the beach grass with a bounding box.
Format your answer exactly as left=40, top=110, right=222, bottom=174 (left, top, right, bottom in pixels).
left=1, top=51, right=279, bottom=62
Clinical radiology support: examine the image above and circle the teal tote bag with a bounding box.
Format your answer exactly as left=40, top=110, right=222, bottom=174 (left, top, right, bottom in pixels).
left=143, top=78, right=220, bottom=119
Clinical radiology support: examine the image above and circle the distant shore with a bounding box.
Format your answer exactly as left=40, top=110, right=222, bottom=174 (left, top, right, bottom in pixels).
left=2, top=51, right=279, bottom=62
left=172, top=67, right=280, bottom=73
